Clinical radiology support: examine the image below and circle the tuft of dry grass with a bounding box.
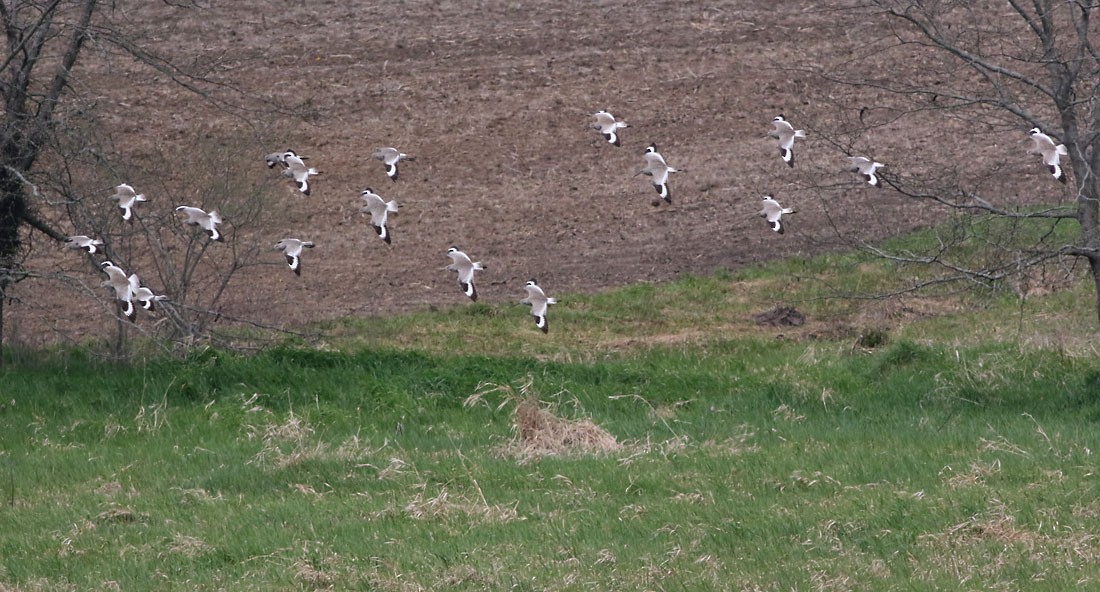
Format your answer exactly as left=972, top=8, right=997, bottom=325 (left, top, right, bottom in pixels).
left=401, top=485, right=519, bottom=524
left=466, top=377, right=621, bottom=460
left=165, top=533, right=212, bottom=559
left=293, top=559, right=336, bottom=590
left=95, top=507, right=145, bottom=524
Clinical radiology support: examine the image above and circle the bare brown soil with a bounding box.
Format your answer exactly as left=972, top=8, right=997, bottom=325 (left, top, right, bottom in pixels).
left=8, top=1, right=1068, bottom=347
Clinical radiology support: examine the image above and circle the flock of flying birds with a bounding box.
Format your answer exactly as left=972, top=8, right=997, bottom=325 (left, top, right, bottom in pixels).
left=63, top=111, right=1071, bottom=334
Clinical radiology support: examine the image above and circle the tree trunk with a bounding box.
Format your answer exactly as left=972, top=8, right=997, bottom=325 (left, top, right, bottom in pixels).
left=1090, top=257, right=1100, bottom=325
left=0, top=280, right=5, bottom=370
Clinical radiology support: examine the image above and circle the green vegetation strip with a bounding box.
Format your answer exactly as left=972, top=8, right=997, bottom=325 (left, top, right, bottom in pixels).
left=3, top=332, right=1100, bottom=590
left=4, top=228, right=1100, bottom=590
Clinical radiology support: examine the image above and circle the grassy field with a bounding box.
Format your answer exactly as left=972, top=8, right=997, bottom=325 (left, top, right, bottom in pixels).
left=3, top=244, right=1100, bottom=590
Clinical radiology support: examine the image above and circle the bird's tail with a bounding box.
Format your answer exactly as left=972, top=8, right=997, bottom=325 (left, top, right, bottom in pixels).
left=794, top=130, right=807, bottom=138
left=386, top=200, right=399, bottom=212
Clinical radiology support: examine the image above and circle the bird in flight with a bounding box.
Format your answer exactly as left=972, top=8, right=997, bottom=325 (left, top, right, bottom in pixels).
left=100, top=260, right=135, bottom=320
left=847, top=156, right=884, bottom=188
left=112, top=183, right=146, bottom=223
left=769, top=115, right=806, bottom=168
left=274, top=238, right=315, bottom=276
left=1027, top=128, right=1069, bottom=184
left=446, top=247, right=485, bottom=301
left=360, top=188, right=399, bottom=244
left=637, top=143, right=678, bottom=204
left=759, top=195, right=796, bottom=234
left=282, top=150, right=320, bottom=195
left=372, top=147, right=413, bottom=182
left=592, top=110, right=629, bottom=147
left=175, top=206, right=224, bottom=241
left=521, top=279, right=557, bottom=333
left=65, top=235, right=103, bottom=254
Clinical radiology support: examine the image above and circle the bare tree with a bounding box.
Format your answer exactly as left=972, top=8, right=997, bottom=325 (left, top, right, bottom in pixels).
left=0, top=1, right=308, bottom=364
left=798, top=1, right=1100, bottom=319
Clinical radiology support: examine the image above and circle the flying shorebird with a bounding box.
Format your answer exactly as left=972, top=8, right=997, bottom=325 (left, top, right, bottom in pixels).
left=1027, top=128, right=1069, bottom=184
left=266, top=149, right=312, bottom=169
left=446, top=247, right=485, bottom=301
left=127, top=273, right=165, bottom=312
left=64, top=235, right=103, bottom=254
left=282, top=150, right=319, bottom=195
left=265, top=150, right=288, bottom=169
left=372, top=147, right=413, bottom=182
left=769, top=115, right=806, bottom=168
left=100, top=260, right=135, bottom=320
left=274, top=238, right=315, bottom=276
left=360, top=188, right=399, bottom=244
left=112, top=183, right=146, bottom=223
left=637, top=143, right=678, bottom=204
left=592, top=110, right=629, bottom=146
left=847, top=156, right=884, bottom=188
left=521, top=279, right=557, bottom=333
left=759, top=195, right=796, bottom=234
left=175, top=206, right=224, bottom=241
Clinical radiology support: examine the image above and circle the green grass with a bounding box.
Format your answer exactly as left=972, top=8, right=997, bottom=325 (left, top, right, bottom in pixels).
left=4, top=233, right=1100, bottom=590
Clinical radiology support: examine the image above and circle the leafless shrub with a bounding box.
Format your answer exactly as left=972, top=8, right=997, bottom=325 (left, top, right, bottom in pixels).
left=794, top=2, right=1100, bottom=322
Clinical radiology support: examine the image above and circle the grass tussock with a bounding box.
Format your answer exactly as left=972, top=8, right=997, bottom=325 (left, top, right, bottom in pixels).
left=466, top=377, right=621, bottom=460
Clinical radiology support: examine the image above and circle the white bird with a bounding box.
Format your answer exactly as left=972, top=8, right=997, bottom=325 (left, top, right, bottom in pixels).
left=283, top=150, right=319, bottom=195
left=265, top=150, right=289, bottom=169
left=592, top=110, right=629, bottom=146
left=1028, top=128, right=1069, bottom=184
left=521, top=279, right=557, bottom=333
left=175, top=206, right=224, bottom=241
left=847, top=156, right=884, bottom=188
left=759, top=195, right=796, bottom=234
left=637, top=143, right=678, bottom=204
left=770, top=115, right=806, bottom=168
left=112, top=183, right=146, bottom=223
left=360, top=188, right=399, bottom=244
left=274, top=238, right=315, bottom=276
left=372, top=147, right=413, bottom=182
left=100, top=260, right=135, bottom=320
left=446, top=247, right=485, bottom=301
left=127, top=273, right=165, bottom=312
left=65, top=235, right=103, bottom=254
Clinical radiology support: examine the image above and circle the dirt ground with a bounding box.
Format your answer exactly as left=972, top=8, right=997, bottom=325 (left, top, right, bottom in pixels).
left=7, top=1, right=1068, bottom=347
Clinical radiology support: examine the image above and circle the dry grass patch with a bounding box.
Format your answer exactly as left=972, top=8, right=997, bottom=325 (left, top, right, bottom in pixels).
left=916, top=499, right=1100, bottom=584
left=165, top=533, right=212, bottom=559
left=249, top=409, right=376, bottom=470
left=465, top=378, right=621, bottom=461
left=940, top=459, right=1001, bottom=489
left=293, top=558, right=336, bottom=590
left=401, top=484, right=519, bottom=524
left=0, top=580, right=79, bottom=592
left=95, top=507, right=145, bottom=525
